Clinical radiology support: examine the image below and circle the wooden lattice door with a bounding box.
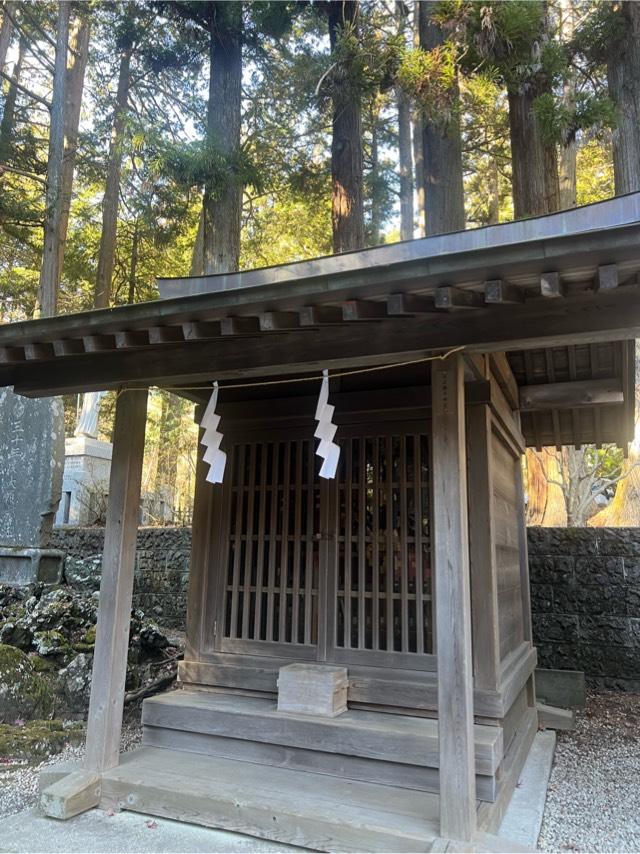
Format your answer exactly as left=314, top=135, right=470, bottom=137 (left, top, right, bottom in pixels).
left=216, top=432, right=322, bottom=659
left=328, top=427, right=434, bottom=670
left=212, top=422, right=434, bottom=672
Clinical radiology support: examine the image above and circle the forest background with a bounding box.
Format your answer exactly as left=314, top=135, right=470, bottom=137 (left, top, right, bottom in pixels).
left=0, top=0, right=639, bottom=527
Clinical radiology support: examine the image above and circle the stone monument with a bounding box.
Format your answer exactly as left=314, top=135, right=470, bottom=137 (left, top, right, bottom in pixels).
left=0, top=388, right=65, bottom=585
left=55, top=391, right=113, bottom=526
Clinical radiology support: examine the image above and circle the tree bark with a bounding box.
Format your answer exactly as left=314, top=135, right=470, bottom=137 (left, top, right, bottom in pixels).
left=396, top=1, right=413, bottom=241
left=202, top=4, right=242, bottom=275
left=507, top=86, right=560, bottom=219
left=368, top=101, right=381, bottom=246
left=94, top=46, right=131, bottom=309
left=36, top=0, right=69, bottom=319
left=0, top=1, right=15, bottom=73
left=190, top=206, right=205, bottom=276
left=57, top=12, right=90, bottom=277
left=127, top=221, right=139, bottom=304
left=417, top=0, right=465, bottom=235
left=328, top=0, right=365, bottom=253
left=607, top=2, right=640, bottom=195
left=0, top=31, right=24, bottom=166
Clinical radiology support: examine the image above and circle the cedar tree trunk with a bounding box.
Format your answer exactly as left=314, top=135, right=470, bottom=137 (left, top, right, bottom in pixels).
left=94, top=45, right=131, bottom=308
left=0, top=1, right=14, bottom=72
left=396, top=0, right=413, bottom=240
left=508, top=86, right=560, bottom=218
left=0, top=32, right=24, bottom=165
left=202, top=4, right=243, bottom=275
left=607, top=2, right=640, bottom=194
left=58, top=12, right=90, bottom=276
left=328, top=0, right=365, bottom=253
left=37, top=0, right=69, bottom=318
left=418, top=1, right=465, bottom=235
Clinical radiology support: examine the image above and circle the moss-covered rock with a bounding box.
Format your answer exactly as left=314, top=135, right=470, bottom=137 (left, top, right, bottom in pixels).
left=0, top=719, right=84, bottom=759
left=0, top=644, right=54, bottom=723
left=32, top=630, right=71, bottom=657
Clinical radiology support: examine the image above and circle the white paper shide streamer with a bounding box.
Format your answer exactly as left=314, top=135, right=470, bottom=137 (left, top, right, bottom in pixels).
left=200, top=382, right=227, bottom=484
left=314, top=370, right=340, bottom=479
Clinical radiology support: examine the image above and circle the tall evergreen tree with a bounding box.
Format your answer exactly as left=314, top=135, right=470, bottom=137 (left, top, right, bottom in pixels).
left=326, top=0, right=365, bottom=252
left=37, top=0, right=69, bottom=318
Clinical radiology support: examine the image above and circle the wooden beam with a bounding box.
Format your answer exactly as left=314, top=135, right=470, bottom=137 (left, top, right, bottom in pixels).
left=148, top=325, right=184, bottom=344
left=8, top=288, right=640, bottom=398
left=84, top=388, right=148, bottom=774
left=489, top=354, right=519, bottom=410
left=83, top=334, right=115, bottom=353
left=434, top=286, right=483, bottom=310
left=519, top=377, right=623, bottom=411
left=220, top=316, right=260, bottom=335
left=298, top=305, right=343, bottom=326
left=259, top=311, right=300, bottom=331
left=0, top=346, right=25, bottom=364
left=115, top=330, right=149, bottom=349
left=387, top=293, right=436, bottom=315
left=484, top=279, right=524, bottom=305
left=182, top=321, right=222, bottom=340
left=24, top=342, right=54, bottom=360
left=342, top=299, right=386, bottom=321
left=53, top=338, right=84, bottom=357
left=41, top=770, right=101, bottom=820
left=431, top=354, right=476, bottom=842
left=596, top=264, right=618, bottom=291
left=540, top=272, right=565, bottom=298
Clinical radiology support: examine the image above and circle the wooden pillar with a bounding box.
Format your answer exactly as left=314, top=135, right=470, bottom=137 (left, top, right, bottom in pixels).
left=467, top=404, right=500, bottom=692
left=41, top=388, right=148, bottom=820
left=431, top=354, right=477, bottom=842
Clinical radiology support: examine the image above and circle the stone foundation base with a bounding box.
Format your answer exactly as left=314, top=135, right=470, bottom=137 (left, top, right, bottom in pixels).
left=0, top=547, right=64, bottom=585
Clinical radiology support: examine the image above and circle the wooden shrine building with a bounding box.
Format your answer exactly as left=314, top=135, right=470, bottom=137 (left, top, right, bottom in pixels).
left=2, top=194, right=640, bottom=851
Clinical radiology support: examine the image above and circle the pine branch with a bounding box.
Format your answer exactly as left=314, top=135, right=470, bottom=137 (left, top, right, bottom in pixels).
left=0, top=67, right=51, bottom=108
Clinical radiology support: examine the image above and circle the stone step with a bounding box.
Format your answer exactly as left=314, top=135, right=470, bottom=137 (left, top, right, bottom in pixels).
left=141, top=689, right=503, bottom=801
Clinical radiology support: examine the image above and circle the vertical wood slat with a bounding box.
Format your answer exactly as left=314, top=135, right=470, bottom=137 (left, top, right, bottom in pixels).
left=467, top=404, right=500, bottom=691
left=372, top=437, right=380, bottom=651
left=265, top=442, right=280, bottom=642
left=241, top=444, right=257, bottom=640
left=432, top=354, right=476, bottom=842
left=385, top=435, right=394, bottom=652
left=414, top=433, right=424, bottom=655
left=229, top=444, right=245, bottom=639
left=304, top=440, right=315, bottom=645
left=357, top=438, right=366, bottom=650
left=253, top=441, right=269, bottom=640
left=84, top=388, right=148, bottom=774
left=344, top=439, right=353, bottom=648
left=400, top=435, right=409, bottom=652
left=278, top=442, right=292, bottom=643
left=291, top=440, right=303, bottom=644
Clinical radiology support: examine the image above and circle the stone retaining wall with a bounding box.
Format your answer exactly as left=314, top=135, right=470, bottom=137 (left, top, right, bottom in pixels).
left=528, top=527, right=640, bottom=691
left=48, top=527, right=191, bottom=629
left=48, top=526, right=640, bottom=688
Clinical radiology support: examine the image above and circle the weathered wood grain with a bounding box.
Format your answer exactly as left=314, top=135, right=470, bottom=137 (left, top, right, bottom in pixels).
left=84, top=389, right=148, bottom=774
left=432, top=354, right=477, bottom=841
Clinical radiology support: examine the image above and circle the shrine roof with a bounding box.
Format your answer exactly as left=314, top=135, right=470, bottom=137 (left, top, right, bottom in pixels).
left=1, top=193, right=639, bottom=449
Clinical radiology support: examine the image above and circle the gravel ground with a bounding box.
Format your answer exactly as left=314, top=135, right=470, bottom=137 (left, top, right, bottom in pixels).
left=538, top=691, right=640, bottom=853
left=0, top=707, right=142, bottom=820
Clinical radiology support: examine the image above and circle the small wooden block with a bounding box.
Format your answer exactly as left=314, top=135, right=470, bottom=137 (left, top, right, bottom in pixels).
left=277, top=663, right=348, bottom=718
left=40, top=769, right=101, bottom=820
left=540, top=272, right=565, bottom=298
left=537, top=702, right=576, bottom=731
